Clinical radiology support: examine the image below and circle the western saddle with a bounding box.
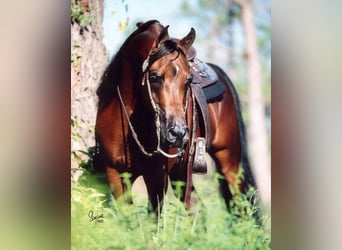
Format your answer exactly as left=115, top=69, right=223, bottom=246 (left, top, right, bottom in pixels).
left=186, top=46, right=227, bottom=173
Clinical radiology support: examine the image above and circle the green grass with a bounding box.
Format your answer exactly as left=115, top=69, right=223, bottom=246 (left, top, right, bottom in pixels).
left=71, top=167, right=270, bottom=250
left=71, top=1, right=93, bottom=29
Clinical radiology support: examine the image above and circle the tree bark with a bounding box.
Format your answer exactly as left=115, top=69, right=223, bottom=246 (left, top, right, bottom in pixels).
left=71, top=0, right=108, bottom=170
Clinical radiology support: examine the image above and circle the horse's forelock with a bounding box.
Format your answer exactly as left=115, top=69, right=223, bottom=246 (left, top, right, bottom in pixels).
left=149, top=39, right=180, bottom=66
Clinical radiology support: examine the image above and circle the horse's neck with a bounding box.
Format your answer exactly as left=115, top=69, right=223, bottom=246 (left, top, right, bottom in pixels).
left=118, top=61, right=139, bottom=110
left=118, top=33, right=157, bottom=121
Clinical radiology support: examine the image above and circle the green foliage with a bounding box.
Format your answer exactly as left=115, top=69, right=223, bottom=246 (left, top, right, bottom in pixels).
left=72, top=169, right=270, bottom=249
left=71, top=118, right=95, bottom=142
left=71, top=118, right=80, bottom=142
left=71, top=52, right=81, bottom=66
left=119, top=17, right=130, bottom=32
left=71, top=1, right=93, bottom=29
left=71, top=117, right=270, bottom=249
left=71, top=118, right=96, bottom=170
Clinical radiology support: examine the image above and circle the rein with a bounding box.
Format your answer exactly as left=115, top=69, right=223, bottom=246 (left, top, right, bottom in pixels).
left=116, top=42, right=197, bottom=160
left=117, top=84, right=184, bottom=158
left=115, top=33, right=199, bottom=209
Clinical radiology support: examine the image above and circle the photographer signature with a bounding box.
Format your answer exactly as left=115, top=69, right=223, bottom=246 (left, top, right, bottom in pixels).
left=88, top=210, right=104, bottom=223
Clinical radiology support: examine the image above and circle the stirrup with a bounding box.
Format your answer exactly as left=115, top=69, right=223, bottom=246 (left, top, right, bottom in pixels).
left=193, top=137, right=207, bottom=174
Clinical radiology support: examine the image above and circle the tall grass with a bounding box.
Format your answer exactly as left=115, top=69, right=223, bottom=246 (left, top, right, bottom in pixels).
left=71, top=165, right=270, bottom=250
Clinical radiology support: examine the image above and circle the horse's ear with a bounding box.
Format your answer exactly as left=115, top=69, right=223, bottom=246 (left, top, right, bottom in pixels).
left=156, top=25, right=170, bottom=46
left=136, top=22, right=144, bottom=28
left=180, top=28, right=196, bottom=51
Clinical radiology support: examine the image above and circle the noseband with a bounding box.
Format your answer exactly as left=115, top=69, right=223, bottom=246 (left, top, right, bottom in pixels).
left=116, top=42, right=193, bottom=159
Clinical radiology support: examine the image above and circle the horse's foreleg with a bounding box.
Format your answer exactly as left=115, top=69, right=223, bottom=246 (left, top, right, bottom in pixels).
left=106, top=167, right=133, bottom=203
left=143, top=167, right=168, bottom=213
left=169, top=166, right=204, bottom=215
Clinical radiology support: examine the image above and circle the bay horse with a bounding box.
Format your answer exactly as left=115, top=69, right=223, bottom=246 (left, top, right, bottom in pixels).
left=94, top=20, right=258, bottom=216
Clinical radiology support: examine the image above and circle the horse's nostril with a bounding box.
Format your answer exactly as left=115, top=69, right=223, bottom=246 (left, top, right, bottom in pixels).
left=183, top=129, right=189, bottom=140
left=167, top=123, right=189, bottom=147
left=170, top=128, right=177, bottom=137
left=170, top=125, right=182, bottom=136
left=167, top=131, right=176, bottom=141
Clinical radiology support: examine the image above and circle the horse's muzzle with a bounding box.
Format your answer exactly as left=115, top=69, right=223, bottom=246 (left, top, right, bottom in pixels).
left=166, top=122, right=189, bottom=148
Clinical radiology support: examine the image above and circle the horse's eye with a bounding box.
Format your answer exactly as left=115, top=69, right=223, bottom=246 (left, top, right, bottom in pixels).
left=149, top=73, right=163, bottom=85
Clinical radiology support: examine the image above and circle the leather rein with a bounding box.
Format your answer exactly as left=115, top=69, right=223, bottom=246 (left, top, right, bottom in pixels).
left=116, top=45, right=197, bottom=160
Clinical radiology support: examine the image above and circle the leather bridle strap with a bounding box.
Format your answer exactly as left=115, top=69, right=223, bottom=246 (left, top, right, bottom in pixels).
left=116, top=85, right=183, bottom=158
left=184, top=88, right=197, bottom=207
left=116, top=85, right=154, bottom=157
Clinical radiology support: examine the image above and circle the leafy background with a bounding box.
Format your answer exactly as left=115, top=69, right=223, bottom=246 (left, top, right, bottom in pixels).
left=71, top=0, right=271, bottom=249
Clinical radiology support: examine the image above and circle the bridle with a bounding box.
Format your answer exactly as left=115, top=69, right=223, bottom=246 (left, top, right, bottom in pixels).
left=116, top=42, right=195, bottom=159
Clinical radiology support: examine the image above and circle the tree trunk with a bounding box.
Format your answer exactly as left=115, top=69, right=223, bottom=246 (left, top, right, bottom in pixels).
left=235, top=0, right=271, bottom=203
left=71, top=0, right=108, bottom=171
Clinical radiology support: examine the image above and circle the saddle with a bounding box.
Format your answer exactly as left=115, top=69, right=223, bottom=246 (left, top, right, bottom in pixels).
left=190, top=58, right=218, bottom=87
left=187, top=47, right=226, bottom=101
left=186, top=47, right=227, bottom=174
left=187, top=47, right=217, bottom=87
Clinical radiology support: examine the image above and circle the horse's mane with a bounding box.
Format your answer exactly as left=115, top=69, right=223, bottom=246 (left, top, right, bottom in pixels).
left=96, top=20, right=163, bottom=107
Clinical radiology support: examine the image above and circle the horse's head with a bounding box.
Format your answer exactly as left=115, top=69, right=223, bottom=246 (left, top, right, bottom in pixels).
left=142, top=26, right=196, bottom=149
